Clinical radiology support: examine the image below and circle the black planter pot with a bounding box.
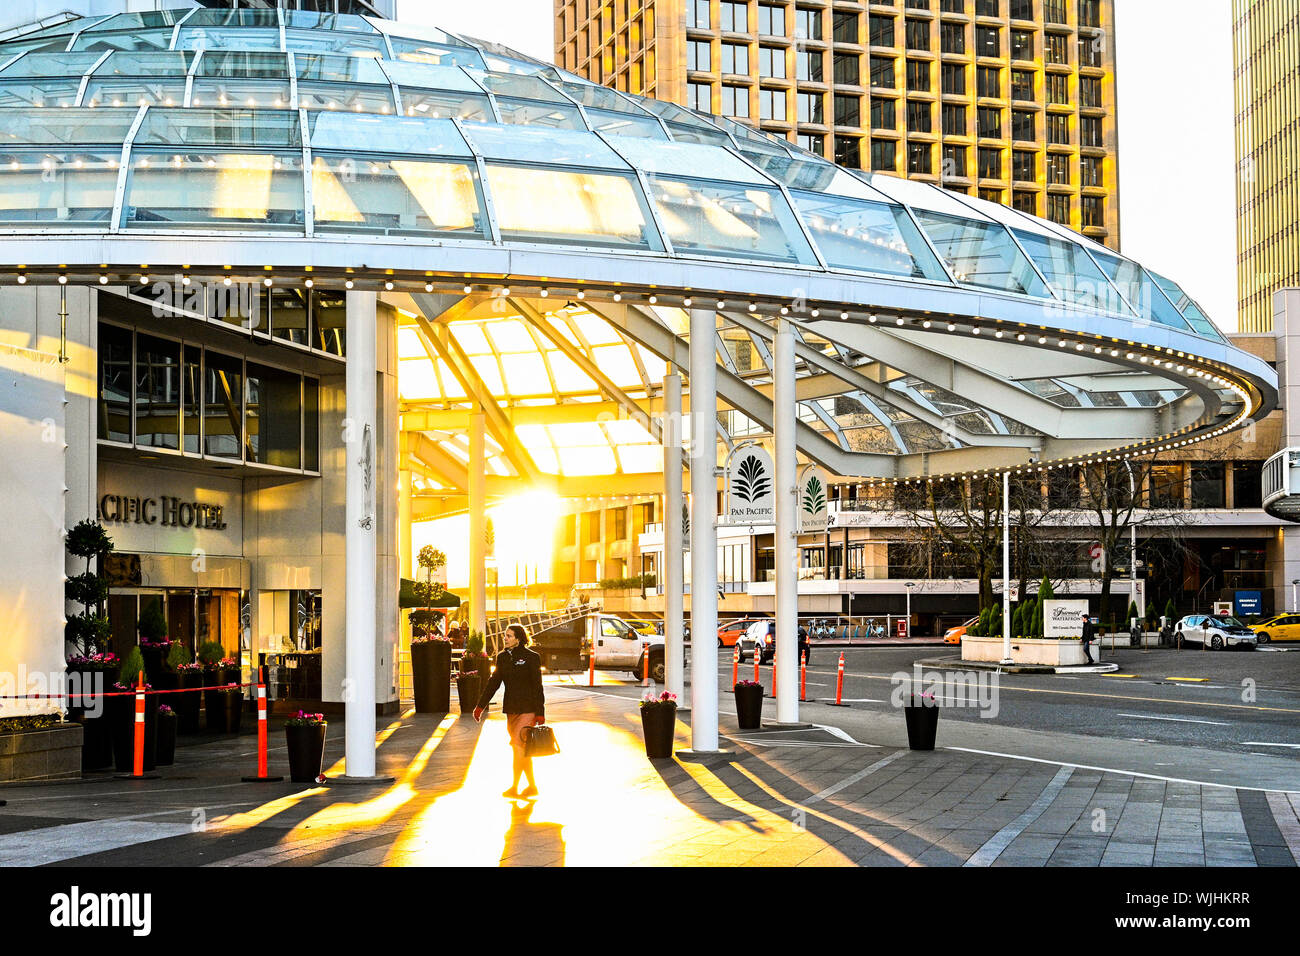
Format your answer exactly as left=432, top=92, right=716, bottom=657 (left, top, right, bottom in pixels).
left=286, top=723, right=327, bottom=783
left=203, top=667, right=241, bottom=733
left=903, top=703, right=939, bottom=751
left=734, top=683, right=764, bottom=729
left=456, top=674, right=481, bottom=714
left=155, top=712, right=177, bottom=766
left=640, top=703, right=677, bottom=758
left=220, top=689, right=244, bottom=734
left=67, top=668, right=115, bottom=770
left=110, top=690, right=159, bottom=773
left=411, top=640, right=452, bottom=713
left=139, top=644, right=168, bottom=684
left=175, top=670, right=203, bottom=734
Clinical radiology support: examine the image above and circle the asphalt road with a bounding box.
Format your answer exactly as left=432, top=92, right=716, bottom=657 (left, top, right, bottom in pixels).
left=568, top=645, right=1300, bottom=761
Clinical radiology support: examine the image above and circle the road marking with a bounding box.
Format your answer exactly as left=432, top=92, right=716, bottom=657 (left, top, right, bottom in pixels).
left=945, top=746, right=1300, bottom=793
left=965, top=766, right=1075, bottom=867
left=815, top=698, right=884, bottom=703
left=1118, top=713, right=1231, bottom=726
left=1107, top=674, right=1139, bottom=678
left=806, top=749, right=910, bottom=805
left=1166, top=677, right=1210, bottom=682
left=1242, top=742, right=1300, bottom=749
left=0, top=820, right=195, bottom=866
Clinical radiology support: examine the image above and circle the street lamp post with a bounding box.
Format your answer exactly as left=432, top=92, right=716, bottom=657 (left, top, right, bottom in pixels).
left=1292, top=579, right=1298, bottom=613
left=1122, top=459, right=1141, bottom=621
left=904, top=582, right=914, bottom=639
left=1001, top=470, right=1013, bottom=665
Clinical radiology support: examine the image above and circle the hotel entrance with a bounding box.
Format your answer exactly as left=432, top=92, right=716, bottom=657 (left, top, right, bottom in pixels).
left=107, top=588, right=243, bottom=661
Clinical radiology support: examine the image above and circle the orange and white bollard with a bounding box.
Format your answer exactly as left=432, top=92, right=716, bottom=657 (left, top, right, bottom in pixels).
left=588, top=647, right=596, bottom=687
left=753, top=644, right=761, bottom=684
left=800, top=651, right=807, bottom=702
left=131, top=672, right=145, bottom=777
left=641, top=641, right=650, bottom=686
left=731, top=644, right=740, bottom=686
left=829, top=651, right=848, bottom=706
left=243, top=666, right=283, bottom=783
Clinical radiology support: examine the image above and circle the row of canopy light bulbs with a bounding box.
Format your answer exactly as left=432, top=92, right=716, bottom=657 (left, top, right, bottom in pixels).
left=11, top=270, right=1256, bottom=478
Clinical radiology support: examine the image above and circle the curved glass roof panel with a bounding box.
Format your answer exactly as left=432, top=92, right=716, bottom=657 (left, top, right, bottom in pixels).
left=606, top=137, right=762, bottom=184
left=866, top=174, right=994, bottom=221
left=306, top=113, right=470, bottom=157
left=463, top=70, right=566, bottom=104
left=1090, top=251, right=1194, bottom=333
left=584, top=108, right=666, bottom=139
left=136, top=109, right=302, bottom=148
left=282, top=29, right=388, bottom=58
left=792, top=190, right=947, bottom=280
left=297, top=54, right=390, bottom=84
left=84, top=11, right=188, bottom=32
left=460, top=123, right=629, bottom=170
left=124, top=151, right=304, bottom=230
left=72, top=28, right=178, bottom=53
left=311, top=155, right=487, bottom=239
left=93, top=51, right=194, bottom=76
left=187, top=9, right=280, bottom=28
left=0, top=52, right=103, bottom=77
left=492, top=97, right=583, bottom=129
left=0, top=151, right=119, bottom=225
left=198, top=51, right=288, bottom=78
left=174, top=28, right=282, bottom=53
left=647, top=175, right=816, bottom=265
left=387, top=38, right=486, bottom=70
left=1012, top=229, right=1126, bottom=313
left=397, top=87, right=488, bottom=121
left=0, top=108, right=136, bottom=146
left=750, top=153, right=893, bottom=202
left=911, top=210, right=1049, bottom=296
left=378, top=60, right=476, bottom=92
left=0, top=79, right=82, bottom=108
left=282, top=11, right=377, bottom=33
left=1149, top=270, right=1224, bottom=340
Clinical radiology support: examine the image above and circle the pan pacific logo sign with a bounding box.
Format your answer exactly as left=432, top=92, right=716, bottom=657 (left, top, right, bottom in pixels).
left=726, top=446, right=775, bottom=523
left=798, top=466, right=829, bottom=533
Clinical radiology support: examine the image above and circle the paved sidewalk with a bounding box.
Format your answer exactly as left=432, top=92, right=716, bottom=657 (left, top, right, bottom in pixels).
left=0, top=687, right=1297, bottom=867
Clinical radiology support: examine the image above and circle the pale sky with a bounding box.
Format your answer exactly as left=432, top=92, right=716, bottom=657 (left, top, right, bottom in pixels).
left=399, top=0, right=1240, bottom=332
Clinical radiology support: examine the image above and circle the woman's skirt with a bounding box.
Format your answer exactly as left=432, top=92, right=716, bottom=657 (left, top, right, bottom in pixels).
left=506, top=712, right=537, bottom=750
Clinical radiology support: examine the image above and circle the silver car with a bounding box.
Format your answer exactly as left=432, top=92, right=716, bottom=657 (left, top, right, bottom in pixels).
left=1173, top=614, right=1257, bottom=650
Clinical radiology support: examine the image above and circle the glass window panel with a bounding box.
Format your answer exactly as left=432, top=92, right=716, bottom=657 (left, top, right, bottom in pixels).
left=500, top=353, right=552, bottom=395
left=72, top=30, right=176, bottom=53
left=186, top=9, right=280, bottom=27
left=197, top=52, right=288, bottom=78
left=790, top=191, right=947, bottom=279
left=912, top=211, right=1050, bottom=295
left=312, top=155, right=486, bottom=238
left=98, top=323, right=132, bottom=443
left=379, top=61, right=479, bottom=92
left=463, top=123, right=628, bottom=169
left=569, top=312, right=622, bottom=345
left=183, top=345, right=201, bottom=454
left=203, top=350, right=244, bottom=460
left=0, top=151, right=119, bottom=224
left=246, top=362, right=301, bottom=469
left=486, top=163, right=660, bottom=250
left=604, top=420, right=656, bottom=443
left=83, top=78, right=186, bottom=107
left=296, top=53, right=389, bottom=84
left=284, top=11, right=377, bottom=33
left=86, top=11, right=189, bottom=33
left=174, top=29, right=282, bottom=52
left=465, top=69, right=571, bottom=103
left=398, top=358, right=440, bottom=399
left=666, top=123, right=733, bottom=148
left=493, top=97, right=584, bottom=129
left=468, top=354, right=504, bottom=393
left=558, top=445, right=617, bottom=476
left=135, top=109, right=301, bottom=147
left=545, top=351, right=596, bottom=391
left=298, top=82, right=396, bottom=114
left=486, top=319, right=534, bottom=352
left=1012, top=230, right=1118, bottom=311
left=0, top=108, right=137, bottom=146
left=584, top=108, right=667, bottom=139
left=388, top=38, right=487, bottom=69
left=617, top=445, right=662, bottom=473
left=0, top=52, right=103, bottom=77
left=450, top=322, right=492, bottom=354
left=306, top=112, right=471, bottom=156
left=270, top=288, right=310, bottom=347
left=312, top=290, right=346, bottom=356
left=93, top=51, right=194, bottom=76
left=613, top=139, right=768, bottom=185
left=189, top=80, right=292, bottom=110
left=191, top=281, right=260, bottom=332
left=550, top=79, right=641, bottom=114
left=590, top=346, right=641, bottom=386
left=126, top=152, right=304, bottom=230
left=1090, top=253, right=1194, bottom=332
left=282, top=30, right=387, bottom=57
left=647, top=176, right=817, bottom=265
left=0, top=79, right=83, bottom=108
left=396, top=87, right=489, bottom=121
left=1148, top=271, right=1222, bottom=339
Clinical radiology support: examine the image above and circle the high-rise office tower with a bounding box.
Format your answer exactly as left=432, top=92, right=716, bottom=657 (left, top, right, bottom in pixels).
left=1234, top=0, right=1300, bottom=333
left=555, top=0, right=1120, bottom=248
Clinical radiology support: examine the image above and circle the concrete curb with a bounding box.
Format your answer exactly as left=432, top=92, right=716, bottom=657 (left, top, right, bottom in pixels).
left=912, top=655, right=1120, bottom=675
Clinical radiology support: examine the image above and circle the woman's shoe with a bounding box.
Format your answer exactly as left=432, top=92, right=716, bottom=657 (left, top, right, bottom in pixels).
left=519, top=785, right=538, bottom=798
left=502, top=787, right=520, bottom=798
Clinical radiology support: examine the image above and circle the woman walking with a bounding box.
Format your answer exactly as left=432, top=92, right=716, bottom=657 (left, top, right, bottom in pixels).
left=473, top=623, right=547, bottom=798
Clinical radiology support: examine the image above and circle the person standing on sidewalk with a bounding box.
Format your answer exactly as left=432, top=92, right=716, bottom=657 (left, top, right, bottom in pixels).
left=474, top=623, right=546, bottom=799
left=1081, top=611, right=1096, bottom=664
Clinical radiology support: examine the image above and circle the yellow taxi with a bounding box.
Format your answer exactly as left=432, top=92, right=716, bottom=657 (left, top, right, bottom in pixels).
left=623, top=619, right=658, bottom=637
left=1249, top=614, right=1300, bottom=643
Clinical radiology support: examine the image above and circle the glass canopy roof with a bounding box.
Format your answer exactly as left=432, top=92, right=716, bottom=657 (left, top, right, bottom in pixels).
left=0, top=8, right=1224, bottom=345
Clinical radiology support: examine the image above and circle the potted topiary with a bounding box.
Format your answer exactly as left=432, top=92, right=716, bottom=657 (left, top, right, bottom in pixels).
left=198, top=641, right=228, bottom=733
left=733, top=679, right=763, bottom=729
left=411, top=616, right=452, bottom=714
left=456, top=631, right=491, bottom=714
left=155, top=704, right=177, bottom=766
left=109, top=646, right=158, bottom=773
left=639, top=690, right=678, bottom=758
left=64, top=651, right=119, bottom=770
left=903, top=691, right=939, bottom=750
left=284, top=710, right=328, bottom=782
left=174, top=662, right=204, bottom=734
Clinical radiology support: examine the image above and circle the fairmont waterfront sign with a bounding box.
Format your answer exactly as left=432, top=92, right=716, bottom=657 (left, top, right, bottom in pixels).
left=98, top=493, right=228, bottom=530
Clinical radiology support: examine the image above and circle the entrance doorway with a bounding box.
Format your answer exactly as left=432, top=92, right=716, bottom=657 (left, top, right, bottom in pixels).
left=107, top=589, right=242, bottom=660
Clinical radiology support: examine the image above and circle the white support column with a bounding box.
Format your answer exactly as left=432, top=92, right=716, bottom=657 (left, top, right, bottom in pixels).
left=688, top=308, right=719, bottom=751
left=664, top=370, right=686, bottom=706
left=344, top=290, right=378, bottom=778
left=469, top=408, right=487, bottom=642
left=398, top=433, right=412, bottom=680
left=1001, top=469, right=1013, bottom=665
left=774, top=317, right=798, bottom=725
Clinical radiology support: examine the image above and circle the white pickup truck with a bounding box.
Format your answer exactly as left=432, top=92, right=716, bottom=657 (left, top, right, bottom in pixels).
left=578, top=614, right=667, bottom=683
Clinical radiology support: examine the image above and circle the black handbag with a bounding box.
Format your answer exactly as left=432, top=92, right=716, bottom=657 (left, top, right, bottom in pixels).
left=523, top=724, right=560, bottom=758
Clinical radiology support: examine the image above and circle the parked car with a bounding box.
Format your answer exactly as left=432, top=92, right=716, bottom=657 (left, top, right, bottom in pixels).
left=1173, top=614, right=1257, bottom=650
left=737, top=620, right=775, bottom=663
left=943, top=617, right=979, bottom=646
left=717, top=618, right=766, bottom=649
left=623, top=618, right=658, bottom=636
left=1249, top=614, right=1300, bottom=643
